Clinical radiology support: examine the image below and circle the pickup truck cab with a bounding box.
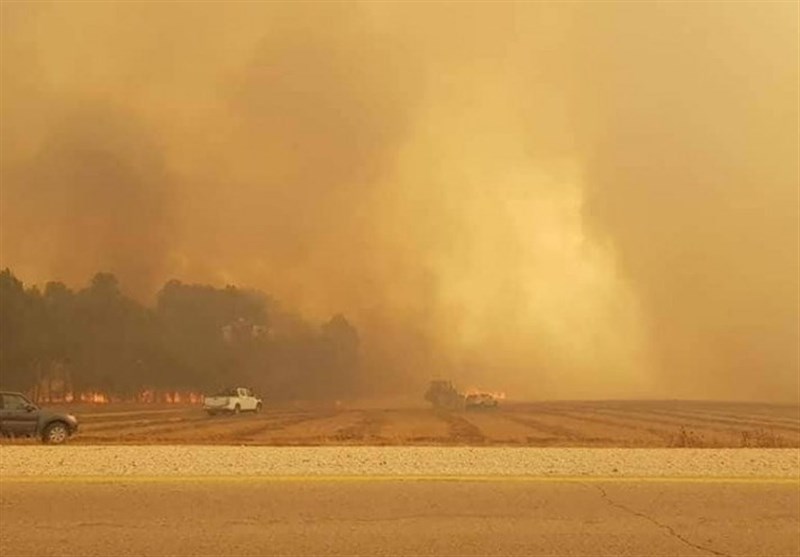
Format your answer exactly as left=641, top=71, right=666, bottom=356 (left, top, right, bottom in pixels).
left=203, top=387, right=262, bottom=416
left=0, top=391, right=79, bottom=443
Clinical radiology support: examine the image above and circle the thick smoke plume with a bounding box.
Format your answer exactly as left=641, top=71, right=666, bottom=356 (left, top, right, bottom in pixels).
left=2, top=3, right=797, bottom=401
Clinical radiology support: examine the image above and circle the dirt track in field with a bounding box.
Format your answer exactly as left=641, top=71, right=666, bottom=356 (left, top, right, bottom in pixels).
left=6, top=400, right=795, bottom=447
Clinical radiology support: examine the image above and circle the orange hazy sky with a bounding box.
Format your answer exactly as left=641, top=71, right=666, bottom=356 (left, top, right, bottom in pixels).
left=1, top=2, right=797, bottom=401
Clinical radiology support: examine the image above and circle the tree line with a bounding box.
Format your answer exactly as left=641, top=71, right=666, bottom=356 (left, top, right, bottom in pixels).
left=0, top=269, right=360, bottom=402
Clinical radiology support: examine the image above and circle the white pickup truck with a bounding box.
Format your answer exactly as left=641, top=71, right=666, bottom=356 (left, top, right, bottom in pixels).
left=203, top=387, right=262, bottom=416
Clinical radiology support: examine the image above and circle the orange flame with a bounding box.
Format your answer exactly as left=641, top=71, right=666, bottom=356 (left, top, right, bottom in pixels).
left=58, top=389, right=204, bottom=405
left=138, top=389, right=155, bottom=403
left=78, top=392, right=109, bottom=404
left=137, top=390, right=195, bottom=404
left=463, top=388, right=507, bottom=400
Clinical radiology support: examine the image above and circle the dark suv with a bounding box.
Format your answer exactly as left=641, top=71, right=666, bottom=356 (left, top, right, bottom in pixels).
left=0, top=391, right=79, bottom=444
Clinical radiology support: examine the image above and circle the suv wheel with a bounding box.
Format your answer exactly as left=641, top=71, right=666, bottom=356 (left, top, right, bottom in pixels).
left=233, top=404, right=241, bottom=415
left=42, top=422, right=69, bottom=444
left=255, top=403, right=262, bottom=414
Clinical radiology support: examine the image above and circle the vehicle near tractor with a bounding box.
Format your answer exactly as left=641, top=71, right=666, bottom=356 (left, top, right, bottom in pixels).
left=465, top=392, right=500, bottom=411
left=0, top=391, right=79, bottom=444
left=203, top=387, right=262, bottom=416
left=424, top=380, right=465, bottom=410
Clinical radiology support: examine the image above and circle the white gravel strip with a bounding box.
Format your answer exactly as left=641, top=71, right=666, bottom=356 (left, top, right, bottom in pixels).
left=1, top=446, right=799, bottom=478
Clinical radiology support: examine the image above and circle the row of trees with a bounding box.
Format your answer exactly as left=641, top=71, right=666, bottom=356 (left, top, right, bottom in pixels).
left=0, top=269, right=360, bottom=402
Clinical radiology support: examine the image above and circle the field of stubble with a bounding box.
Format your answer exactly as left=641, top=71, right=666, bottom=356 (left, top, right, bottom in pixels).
left=13, top=400, right=798, bottom=447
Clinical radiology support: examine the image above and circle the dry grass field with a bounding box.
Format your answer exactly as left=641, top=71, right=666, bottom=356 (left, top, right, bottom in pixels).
left=8, top=400, right=798, bottom=448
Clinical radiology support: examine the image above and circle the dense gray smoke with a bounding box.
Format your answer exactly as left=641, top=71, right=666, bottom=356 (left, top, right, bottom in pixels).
left=2, top=2, right=797, bottom=401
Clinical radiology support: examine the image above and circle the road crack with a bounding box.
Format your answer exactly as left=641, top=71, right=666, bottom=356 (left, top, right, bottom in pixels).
left=584, top=483, right=729, bottom=557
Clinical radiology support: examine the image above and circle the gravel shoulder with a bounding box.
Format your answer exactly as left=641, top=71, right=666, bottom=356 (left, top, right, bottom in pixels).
left=1, top=446, right=798, bottom=478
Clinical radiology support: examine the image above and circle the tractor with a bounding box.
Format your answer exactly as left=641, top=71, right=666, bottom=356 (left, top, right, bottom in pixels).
left=424, top=380, right=464, bottom=410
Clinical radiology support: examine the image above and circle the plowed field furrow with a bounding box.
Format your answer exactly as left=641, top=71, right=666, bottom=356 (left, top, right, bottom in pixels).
left=583, top=402, right=800, bottom=426
left=502, top=414, right=588, bottom=443
left=585, top=407, right=731, bottom=430
left=436, top=411, right=486, bottom=443
left=699, top=412, right=798, bottom=427
left=511, top=401, right=800, bottom=424
left=78, top=409, right=192, bottom=423
left=39, top=400, right=800, bottom=447
left=376, top=409, right=451, bottom=442
left=515, top=411, right=672, bottom=446
left=81, top=410, right=308, bottom=440
left=147, top=412, right=316, bottom=441
left=80, top=418, right=301, bottom=442
left=676, top=403, right=800, bottom=421
left=610, top=408, right=800, bottom=433
left=653, top=407, right=800, bottom=428
left=584, top=408, right=799, bottom=444
left=326, top=410, right=388, bottom=442
left=534, top=409, right=675, bottom=443
left=80, top=414, right=211, bottom=434
left=258, top=411, right=369, bottom=443
left=455, top=411, right=548, bottom=442
left=542, top=402, right=800, bottom=433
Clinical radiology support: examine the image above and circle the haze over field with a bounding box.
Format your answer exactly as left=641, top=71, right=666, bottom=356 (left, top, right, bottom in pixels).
left=1, top=3, right=797, bottom=401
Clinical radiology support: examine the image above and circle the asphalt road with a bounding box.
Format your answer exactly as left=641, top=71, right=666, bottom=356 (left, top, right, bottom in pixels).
left=1, top=477, right=798, bottom=556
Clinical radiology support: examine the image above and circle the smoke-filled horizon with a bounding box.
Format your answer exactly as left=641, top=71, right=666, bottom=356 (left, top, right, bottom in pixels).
left=2, top=3, right=797, bottom=402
